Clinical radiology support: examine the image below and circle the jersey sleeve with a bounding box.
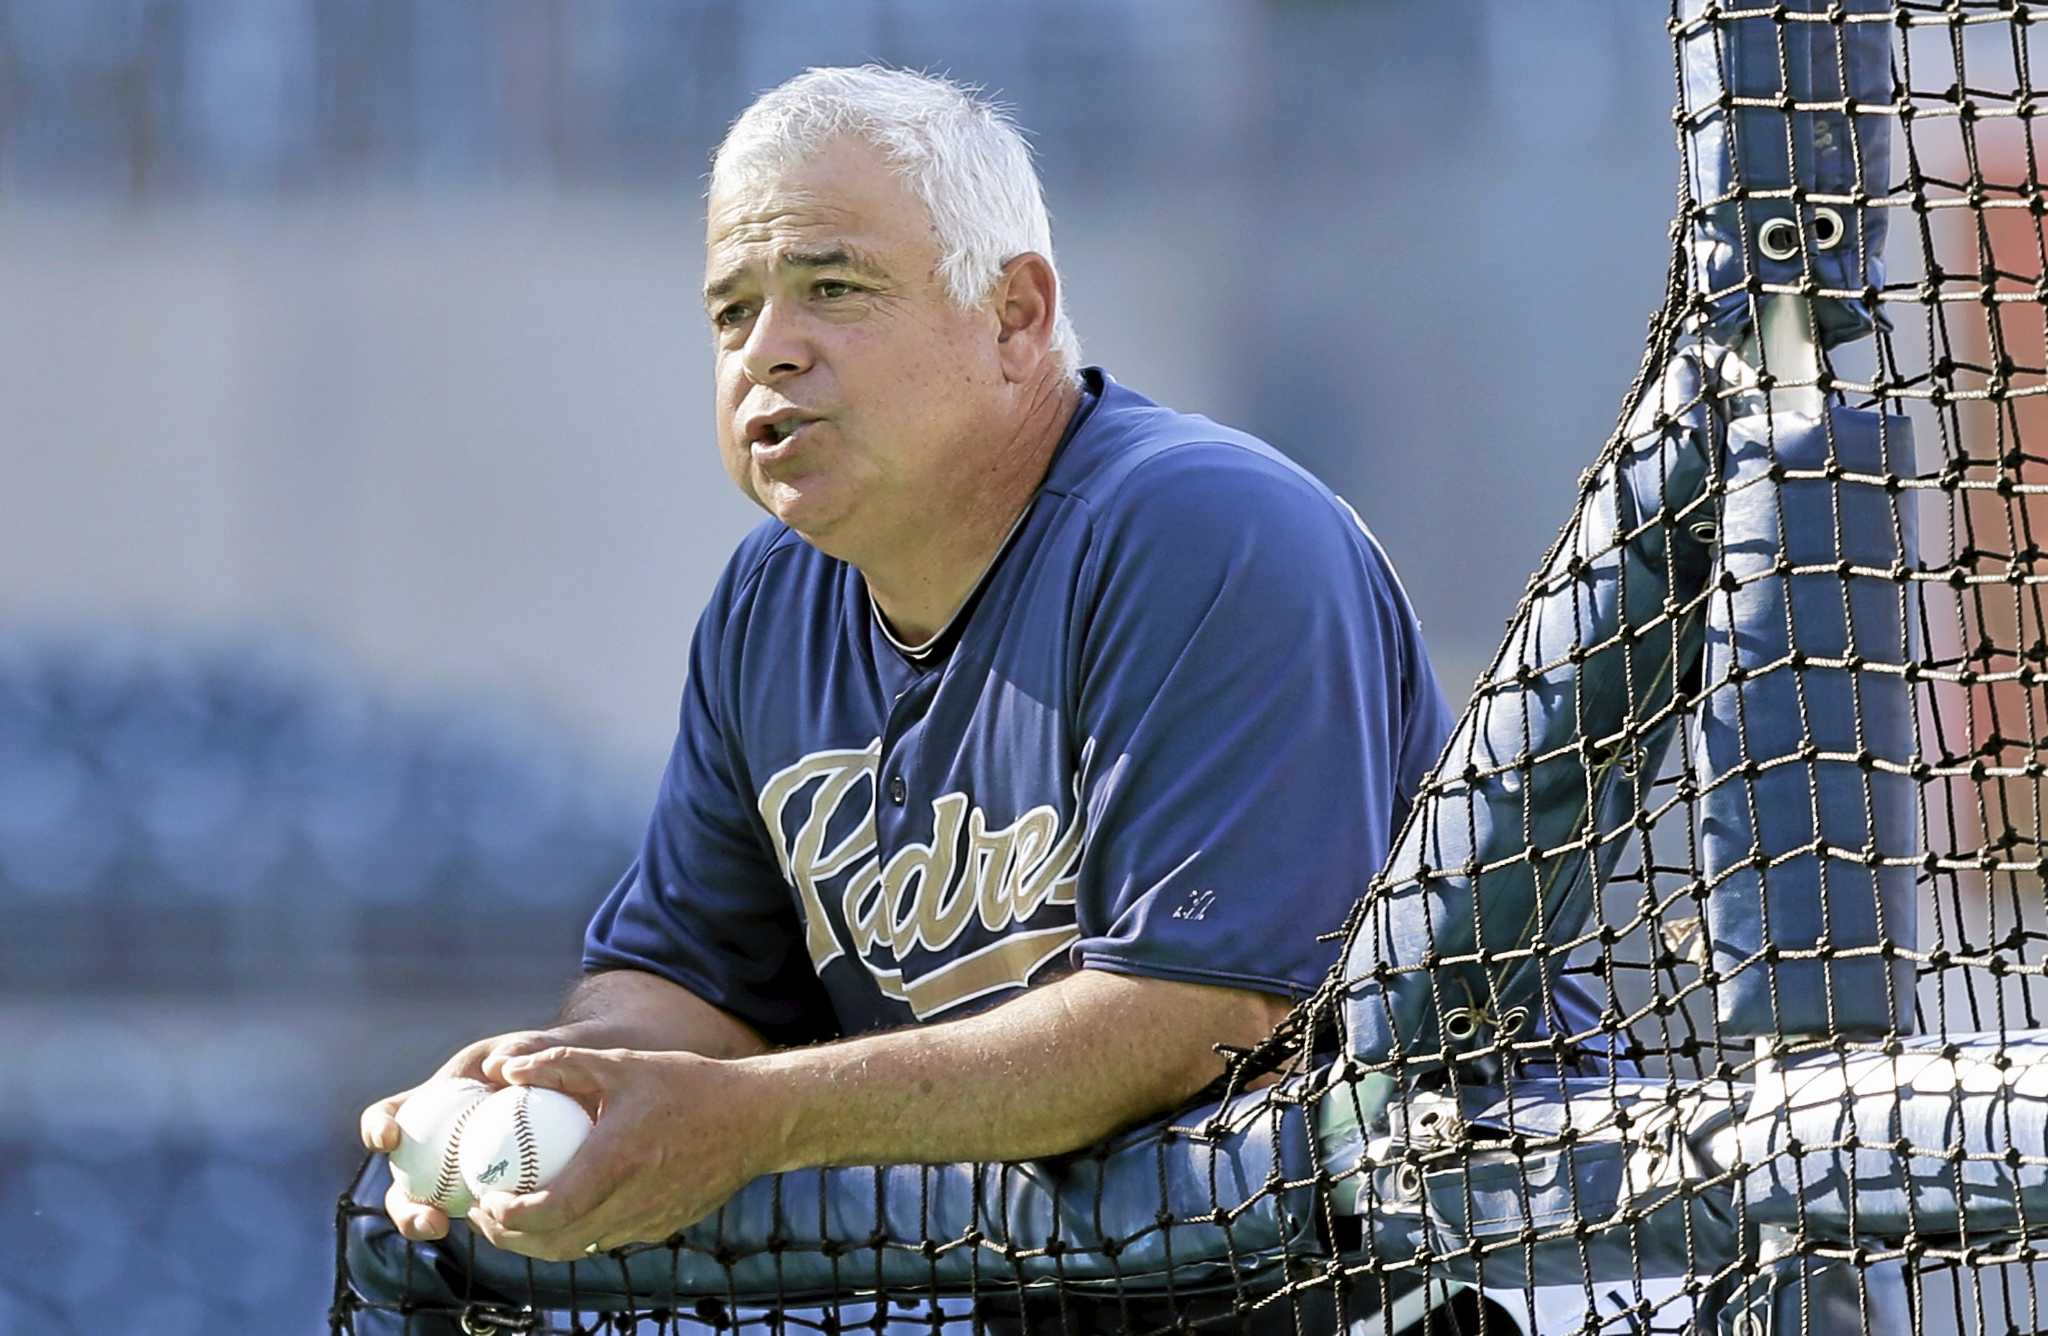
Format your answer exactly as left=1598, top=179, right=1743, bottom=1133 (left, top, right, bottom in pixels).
left=1068, top=448, right=1452, bottom=999
left=582, top=552, right=837, bottom=1046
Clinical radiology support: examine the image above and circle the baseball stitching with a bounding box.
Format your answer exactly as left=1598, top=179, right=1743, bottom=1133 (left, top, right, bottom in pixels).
left=511, top=1088, right=540, bottom=1193
left=431, top=1093, right=485, bottom=1209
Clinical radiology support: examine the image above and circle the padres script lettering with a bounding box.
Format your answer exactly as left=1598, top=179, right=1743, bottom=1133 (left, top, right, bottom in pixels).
left=756, top=740, right=1086, bottom=1019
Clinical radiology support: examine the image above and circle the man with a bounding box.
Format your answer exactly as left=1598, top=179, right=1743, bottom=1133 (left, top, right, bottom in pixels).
left=357, top=63, right=1451, bottom=1318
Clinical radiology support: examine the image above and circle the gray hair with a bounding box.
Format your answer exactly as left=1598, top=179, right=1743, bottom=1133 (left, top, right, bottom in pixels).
left=711, top=66, right=1082, bottom=373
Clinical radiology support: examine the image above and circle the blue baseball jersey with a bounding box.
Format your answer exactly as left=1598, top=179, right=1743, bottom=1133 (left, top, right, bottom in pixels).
left=584, top=369, right=1454, bottom=1045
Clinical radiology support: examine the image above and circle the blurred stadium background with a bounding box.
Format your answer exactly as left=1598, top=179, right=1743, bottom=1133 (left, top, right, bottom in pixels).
left=0, top=3, right=1675, bottom=1331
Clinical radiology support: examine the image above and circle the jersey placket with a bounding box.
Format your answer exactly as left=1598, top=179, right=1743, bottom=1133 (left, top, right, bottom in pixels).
left=871, top=666, right=941, bottom=888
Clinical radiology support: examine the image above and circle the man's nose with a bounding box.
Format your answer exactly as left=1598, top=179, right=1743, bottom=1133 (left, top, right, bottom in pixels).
left=740, top=299, right=812, bottom=384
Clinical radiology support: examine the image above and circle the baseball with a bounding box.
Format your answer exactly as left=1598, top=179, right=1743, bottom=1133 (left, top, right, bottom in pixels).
left=458, top=1085, right=594, bottom=1199
left=388, top=1077, right=493, bottom=1218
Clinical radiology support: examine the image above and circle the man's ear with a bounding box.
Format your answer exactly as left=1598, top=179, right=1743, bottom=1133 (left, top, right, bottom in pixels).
left=991, top=252, right=1059, bottom=382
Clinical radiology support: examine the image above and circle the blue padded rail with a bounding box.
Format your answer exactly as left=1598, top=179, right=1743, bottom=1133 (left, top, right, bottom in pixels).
left=1677, top=0, right=1895, bottom=346
left=1697, top=406, right=1919, bottom=1039
left=1358, top=1078, right=1742, bottom=1289
left=1741, top=1031, right=2048, bottom=1239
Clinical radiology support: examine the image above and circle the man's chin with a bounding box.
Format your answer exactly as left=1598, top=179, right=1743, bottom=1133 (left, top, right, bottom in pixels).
left=762, top=485, right=854, bottom=554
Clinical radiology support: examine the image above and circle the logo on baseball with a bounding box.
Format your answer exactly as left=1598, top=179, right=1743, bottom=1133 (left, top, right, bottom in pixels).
left=457, top=1085, right=594, bottom=1199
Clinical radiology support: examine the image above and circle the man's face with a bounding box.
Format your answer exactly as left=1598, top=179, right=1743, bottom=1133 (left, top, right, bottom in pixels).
left=703, top=136, right=1006, bottom=558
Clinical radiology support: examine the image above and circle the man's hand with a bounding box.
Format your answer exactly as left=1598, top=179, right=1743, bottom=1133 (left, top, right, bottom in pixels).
left=463, top=1047, right=770, bottom=1261
left=358, top=970, right=774, bottom=1245
left=358, top=1026, right=593, bottom=1243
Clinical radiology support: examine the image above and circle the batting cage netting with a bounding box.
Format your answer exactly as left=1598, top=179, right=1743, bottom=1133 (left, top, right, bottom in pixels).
left=332, top=2, right=2048, bottom=1332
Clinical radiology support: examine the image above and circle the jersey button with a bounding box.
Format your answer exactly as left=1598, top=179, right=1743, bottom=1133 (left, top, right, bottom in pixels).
left=889, top=775, right=907, bottom=805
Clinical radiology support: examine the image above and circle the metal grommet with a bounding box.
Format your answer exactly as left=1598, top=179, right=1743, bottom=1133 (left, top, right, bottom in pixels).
left=1812, top=206, right=1846, bottom=250
left=1688, top=518, right=1719, bottom=544
left=1757, top=216, right=1802, bottom=261
left=1442, top=1008, right=1478, bottom=1042
left=1396, top=1162, right=1423, bottom=1199
left=1499, top=1006, right=1529, bottom=1038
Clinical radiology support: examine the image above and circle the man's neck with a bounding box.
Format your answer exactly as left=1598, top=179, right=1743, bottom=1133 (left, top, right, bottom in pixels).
left=863, top=372, right=1083, bottom=645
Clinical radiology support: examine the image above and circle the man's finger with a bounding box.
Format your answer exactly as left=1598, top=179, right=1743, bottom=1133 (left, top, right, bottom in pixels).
left=479, top=1032, right=556, bottom=1086
left=498, top=1046, right=610, bottom=1096
left=383, top=1181, right=450, bottom=1242
left=473, top=1187, right=566, bottom=1233
left=468, top=1189, right=616, bottom=1263
left=359, top=1093, right=409, bottom=1153
left=464, top=1219, right=595, bottom=1264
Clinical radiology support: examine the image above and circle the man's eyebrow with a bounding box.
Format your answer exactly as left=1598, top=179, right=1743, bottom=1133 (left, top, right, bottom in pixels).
left=703, top=247, right=889, bottom=306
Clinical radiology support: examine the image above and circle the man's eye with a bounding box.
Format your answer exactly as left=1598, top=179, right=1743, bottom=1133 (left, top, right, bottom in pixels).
left=714, top=304, right=752, bottom=329
left=814, top=281, right=855, bottom=300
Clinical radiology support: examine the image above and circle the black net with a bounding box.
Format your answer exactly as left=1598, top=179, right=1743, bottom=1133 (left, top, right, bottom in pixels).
left=333, top=3, right=2048, bottom=1332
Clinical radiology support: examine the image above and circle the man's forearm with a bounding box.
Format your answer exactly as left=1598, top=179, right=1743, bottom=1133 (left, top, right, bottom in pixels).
left=554, top=968, right=770, bottom=1060
left=740, top=970, right=1290, bottom=1172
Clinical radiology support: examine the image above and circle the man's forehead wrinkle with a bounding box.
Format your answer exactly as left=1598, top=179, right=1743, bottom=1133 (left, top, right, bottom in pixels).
left=704, top=221, right=895, bottom=305
left=709, top=196, right=858, bottom=257
left=707, top=186, right=863, bottom=243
